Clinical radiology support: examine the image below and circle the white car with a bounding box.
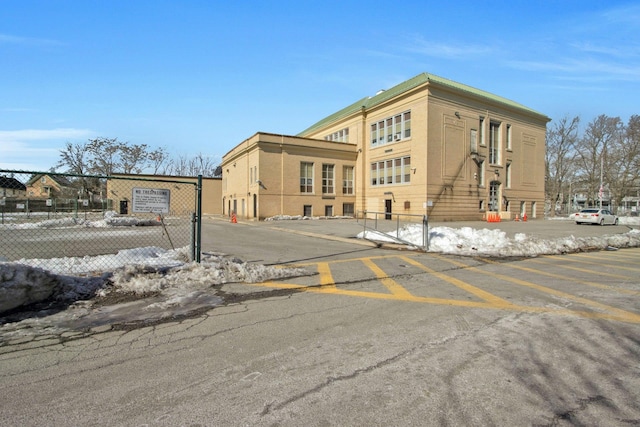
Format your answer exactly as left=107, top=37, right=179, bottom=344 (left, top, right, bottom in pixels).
left=575, top=208, right=618, bottom=225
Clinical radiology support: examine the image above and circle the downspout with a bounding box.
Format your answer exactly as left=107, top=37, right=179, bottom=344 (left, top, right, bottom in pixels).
left=280, top=135, right=285, bottom=215
left=360, top=106, right=367, bottom=215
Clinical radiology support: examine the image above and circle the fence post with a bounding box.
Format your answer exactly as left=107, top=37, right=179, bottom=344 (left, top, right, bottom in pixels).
left=195, top=174, right=202, bottom=263
left=423, top=215, right=429, bottom=251
left=191, top=212, right=196, bottom=262
left=363, top=210, right=367, bottom=238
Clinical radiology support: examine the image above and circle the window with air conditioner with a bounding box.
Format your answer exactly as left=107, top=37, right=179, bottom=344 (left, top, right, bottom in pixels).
left=370, top=110, right=411, bottom=147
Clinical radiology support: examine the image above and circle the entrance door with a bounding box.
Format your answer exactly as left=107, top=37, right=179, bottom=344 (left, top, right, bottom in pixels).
left=385, top=199, right=392, bottom=220
left=253, top=194, right=257, bottom=218
left=489, top=181, right=500, bottom=211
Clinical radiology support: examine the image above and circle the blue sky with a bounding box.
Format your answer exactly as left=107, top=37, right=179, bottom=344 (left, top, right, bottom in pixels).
left=1, top=0, right=639, bottom=172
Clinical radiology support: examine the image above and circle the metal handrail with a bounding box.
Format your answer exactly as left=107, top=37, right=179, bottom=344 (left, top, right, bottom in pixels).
left=356, top=210, right=429, bottom=250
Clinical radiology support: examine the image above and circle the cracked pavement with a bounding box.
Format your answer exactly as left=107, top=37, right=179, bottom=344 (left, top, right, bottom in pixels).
left=1, top=220, right=639, bottom=425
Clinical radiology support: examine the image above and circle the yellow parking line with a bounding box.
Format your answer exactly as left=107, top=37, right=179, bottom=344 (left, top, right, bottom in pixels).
left=245, top=252, right=640, bottom=324
left=519, top=259, right=640, bottom=296
left=477, top=258, right=640, bottom=323
left=529, top=258, right=640, bottom=286
left=253, top=281, right=532, bottom=309
left=559, top=253, right=640, bottom=273
left=251, top=280, right=640, bottom=323
left=361, top=258, right=414, bottom=298
left=317, top=262, right=337, bottom=290
left=398, top=256, right=517, bottom=308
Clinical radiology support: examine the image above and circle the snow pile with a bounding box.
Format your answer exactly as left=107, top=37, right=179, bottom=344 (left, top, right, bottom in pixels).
left=0, top=210, right=159, bottom=229
left=13, top=246, right=186, bottom=276
left=360, top=225, right=640, bottom=256
left=0, top=248, right=308, bottom=315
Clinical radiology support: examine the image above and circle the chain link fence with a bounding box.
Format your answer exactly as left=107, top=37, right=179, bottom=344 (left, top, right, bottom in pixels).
left=0, top=170, right=202, bottom=273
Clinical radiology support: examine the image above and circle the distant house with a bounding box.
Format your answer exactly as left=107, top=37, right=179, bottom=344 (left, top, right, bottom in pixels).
left=26, top=174, right=76, bottom=198
left=0, top=176, right=27, bottom=198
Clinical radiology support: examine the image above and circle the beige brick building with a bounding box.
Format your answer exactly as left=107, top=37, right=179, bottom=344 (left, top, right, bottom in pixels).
left=222, top=73, right=549, bottom=221
left=107, top=174, right=222, bottom=216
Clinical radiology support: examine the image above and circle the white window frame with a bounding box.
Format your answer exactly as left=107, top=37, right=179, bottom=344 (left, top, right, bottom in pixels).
left=370, top=111, right=411, bottom=147
left=370, top=156, right=411, bottom=186
left=322, top=164, right=335, bottom=195
left=342, top=166, right=354, bottom=195
left=300, top=162, right=314, bottom=194
left=489, top=121, right=501, bottom=165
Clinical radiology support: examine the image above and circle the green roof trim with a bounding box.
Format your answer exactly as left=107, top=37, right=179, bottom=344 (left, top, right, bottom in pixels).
left=298, top=72, right=549, bottom=137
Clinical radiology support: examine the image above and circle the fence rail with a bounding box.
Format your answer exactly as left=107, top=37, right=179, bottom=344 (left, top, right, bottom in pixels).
left=356, top=210, right=429, bottom=250
left=0, top=170, right=203, bottom=273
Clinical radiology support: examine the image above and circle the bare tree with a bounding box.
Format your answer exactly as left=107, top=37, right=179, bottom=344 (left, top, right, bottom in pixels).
left=607, top=115, right=640, bottom=208
left=546, top=116, right=580, bottom=215
left=148, top=147, right=171, bottom=175
left=165, top=152, right=219, bottom=177
left=56, top=141, right=90, bottom=175
left=55, top=141, right=97, bottom=196
left=120, top=143, right=149, bottom=174
left=573, top=115, right=623, bottom=207
left=87, top=137, right=122, bottom=176
left=190, top=152, right=218, bottom=177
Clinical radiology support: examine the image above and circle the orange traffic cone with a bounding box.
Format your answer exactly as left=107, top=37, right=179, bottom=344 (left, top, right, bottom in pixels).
left=231, top=212, right=237, bottom=223
left=514, top=214, right=520, bottom=221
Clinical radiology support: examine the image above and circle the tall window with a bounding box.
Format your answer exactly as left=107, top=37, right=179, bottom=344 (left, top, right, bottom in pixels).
left=370, top=156, right=411, bottom=186
left=371, top=123, right=378, bottom=146
left=343, top=166, right=354, bottom=194
left=322, top=164, right=334, bottom=194
left=489, top=181, right=500, bottom=212
left=479, top=160, right=485, bottom=187
left=300, top=162, right=314, bottom=193
left=403, top=111, right=411, bottom=138
left=370, top=110, right=411, bottom=147
left=506, top=163, right=512, bottom=188
left=506, top=124, right=512, bottom=151
left=489, top=121, right=501, bottom=164
left=479, top=117, right=485, bottom=146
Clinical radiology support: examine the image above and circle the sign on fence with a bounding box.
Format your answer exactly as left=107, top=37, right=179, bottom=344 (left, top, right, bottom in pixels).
left=132, top=187, right=171, bottom=213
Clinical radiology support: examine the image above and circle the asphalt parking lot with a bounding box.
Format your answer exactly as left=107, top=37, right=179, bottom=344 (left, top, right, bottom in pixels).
left=200, top=215, right=639, bottom=263
left=1, top=216, right=639, bottom=426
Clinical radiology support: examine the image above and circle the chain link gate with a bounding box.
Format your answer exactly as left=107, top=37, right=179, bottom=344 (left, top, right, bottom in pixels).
left=0, top=170, right=202, bottom=273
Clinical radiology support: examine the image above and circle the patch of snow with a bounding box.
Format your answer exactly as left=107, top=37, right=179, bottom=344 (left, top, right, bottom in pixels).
left=358, top=220, right=640, bottom=257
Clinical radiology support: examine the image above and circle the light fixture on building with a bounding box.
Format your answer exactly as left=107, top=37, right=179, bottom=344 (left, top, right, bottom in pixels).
left=455, top=111, right=460, bottom=118
left=495, top=169, right=500, bottom=176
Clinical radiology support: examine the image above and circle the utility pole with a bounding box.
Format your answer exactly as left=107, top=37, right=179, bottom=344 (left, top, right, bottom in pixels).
left=599, top=153, right=604, bottom=209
